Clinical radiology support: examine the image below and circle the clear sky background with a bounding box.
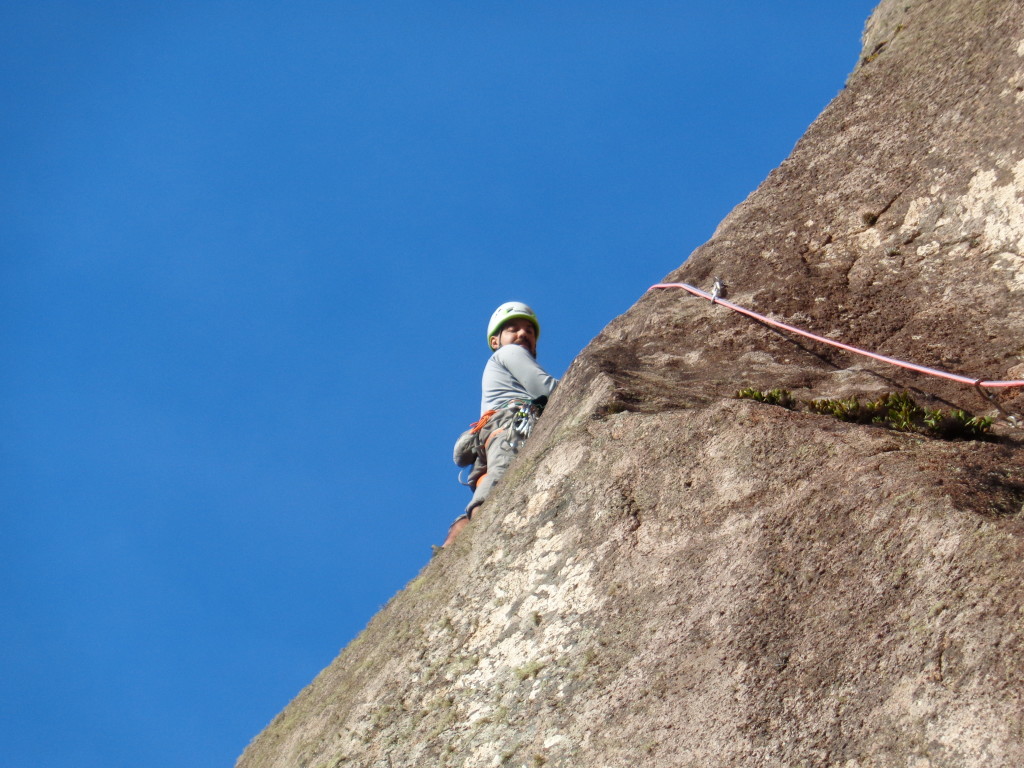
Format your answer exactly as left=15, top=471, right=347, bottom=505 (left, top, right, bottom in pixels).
left=2, top=2, right=878, bottom=766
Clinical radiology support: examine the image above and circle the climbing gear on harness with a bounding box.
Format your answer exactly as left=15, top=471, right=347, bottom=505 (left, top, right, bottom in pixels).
left=454, top=396, right=549, bottom=486
left=471, top=409, right=498, bottom=434
left=507, top=404, right=535, bottom=449
left=503, top=396, right=548, bottom=451
left=486, top=301, right=541, bottom=350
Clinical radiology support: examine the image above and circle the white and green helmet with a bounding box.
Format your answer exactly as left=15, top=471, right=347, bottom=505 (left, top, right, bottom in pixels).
left=486, top=301, right=540, bottom=349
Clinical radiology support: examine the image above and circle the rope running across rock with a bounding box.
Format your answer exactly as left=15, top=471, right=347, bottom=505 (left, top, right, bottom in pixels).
left=649, top=282, right=1024, bottom=394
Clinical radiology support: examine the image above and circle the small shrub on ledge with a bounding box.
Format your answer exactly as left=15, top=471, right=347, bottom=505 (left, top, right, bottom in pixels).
left=735, top=388, right=993, bottom=440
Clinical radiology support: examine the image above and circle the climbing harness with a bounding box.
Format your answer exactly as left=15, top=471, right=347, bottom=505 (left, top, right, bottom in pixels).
left=455, top=397, right=547, bottom=486
left=650, top=280, right=1024, bottom=423
left=488, top=398, right=543, bottom=453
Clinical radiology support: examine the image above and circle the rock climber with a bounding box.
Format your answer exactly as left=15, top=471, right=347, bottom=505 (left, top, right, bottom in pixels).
left=443, top=301, right=559, bottom=547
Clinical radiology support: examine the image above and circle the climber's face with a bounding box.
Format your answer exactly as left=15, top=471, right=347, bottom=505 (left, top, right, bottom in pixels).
left=490, top=318, right=537, bottom=356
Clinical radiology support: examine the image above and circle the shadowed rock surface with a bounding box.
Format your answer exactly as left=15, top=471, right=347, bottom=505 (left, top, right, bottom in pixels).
left=238, top=1, right=1024, bottom=766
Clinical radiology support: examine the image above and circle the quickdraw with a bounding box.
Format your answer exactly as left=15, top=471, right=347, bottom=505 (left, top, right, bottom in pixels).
left=503, top=399, right=545, bottom=451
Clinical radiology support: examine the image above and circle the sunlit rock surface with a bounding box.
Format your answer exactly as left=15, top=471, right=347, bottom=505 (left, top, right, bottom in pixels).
left=238, top=1, right=1024, bottom=766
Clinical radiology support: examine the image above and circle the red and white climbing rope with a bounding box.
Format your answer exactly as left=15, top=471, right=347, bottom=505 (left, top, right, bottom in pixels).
left=649, top=281, right=1024, bottom=390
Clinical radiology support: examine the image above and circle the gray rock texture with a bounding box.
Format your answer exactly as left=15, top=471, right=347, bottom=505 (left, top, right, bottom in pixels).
left=237, top=1, right=1024, bottom=766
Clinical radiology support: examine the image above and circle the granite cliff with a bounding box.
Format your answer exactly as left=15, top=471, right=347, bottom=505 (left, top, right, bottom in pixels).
left=238, top=1, right=1024, bottom=765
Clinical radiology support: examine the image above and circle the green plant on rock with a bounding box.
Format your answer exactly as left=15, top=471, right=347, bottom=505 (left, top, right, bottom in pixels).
left=735, top=387, right=762, bottom=401
left=810, top=391, right=992, bottom=440
left=735, top=387, right=795, bottom=408
left=738, top=386, right=993, bottom=441
left=923, top=408, right=945, bottom=431
left=882, top=391, right=922, bottom=432
left=514, top=660, right=545, bottom=681
left=943, top=409, right=994, bottom=439
left=808, top=395, right=864, bottom=421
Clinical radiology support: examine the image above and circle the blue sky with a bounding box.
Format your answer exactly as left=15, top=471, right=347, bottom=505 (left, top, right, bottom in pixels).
left=2, top=2, right=877, bottom=765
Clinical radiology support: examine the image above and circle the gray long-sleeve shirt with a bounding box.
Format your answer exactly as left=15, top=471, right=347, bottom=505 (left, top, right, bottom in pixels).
left=480, top=344, right=559, bottom=415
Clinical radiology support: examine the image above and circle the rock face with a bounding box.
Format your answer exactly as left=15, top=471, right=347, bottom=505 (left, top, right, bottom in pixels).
left=237, top=1, right=1024, bottom=766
